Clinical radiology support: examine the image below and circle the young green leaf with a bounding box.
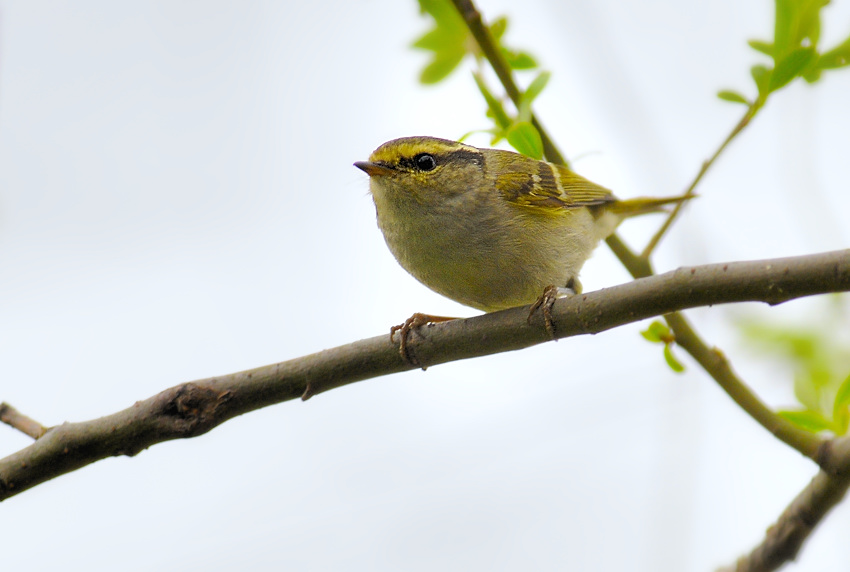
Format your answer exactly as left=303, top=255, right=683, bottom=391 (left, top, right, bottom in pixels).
left=835, top=406, right=850, bottom=436
left=505, top=121, right=543, bottom=159
left=641, top=320, right=670, bottom=343
left=420, top=51, right=466, bottom=84
left=473, top=72, right=511, bottom=130
left=773, top=0, right=797, bottom=59
left=523, top=71, right=550, bottom=105
left=412, top=27, right=452, bottom=51
left=834, top=372, right=850, bottom=412
left=413, top=0, right=469, bottom=84
left=516, top=71, right=550, bottom=121
left=778, top=409, right=834, bottom=433
left=717, top=90, right=750, bottom=105
left=818, top=35, right=850, bottom=69
left=489, top=16, right=508, bottom=41
left=793, top=369, right=823, bottom=413
left=769, top=46, right=816, bottom=92
left=663, top=344, right=686, bottom=373
left=828, top=372, right=850, bottom=435
left=502, top=49, right=538, bottom=70
left=802, top=62, right=823, bottom=84
left=751, top=64, right=772, bottom=99
left=795, top=0, right=826, bottom=50
left=773, top=0, right=826, bottom=60
left=640, top=329, right=662, bottom=343
left=748, top=39, right=774, bottom=56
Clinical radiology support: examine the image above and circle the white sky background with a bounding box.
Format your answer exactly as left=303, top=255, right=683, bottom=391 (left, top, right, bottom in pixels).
left=1, top=1, right=849, bottom=570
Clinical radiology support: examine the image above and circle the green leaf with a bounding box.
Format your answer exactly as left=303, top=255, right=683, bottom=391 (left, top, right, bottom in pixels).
left=834, top=406, right=849, bottom=436
left=795, top=0, right=827, bottom=50
left=778, top=408, right=834, bottom=433
left=473, top=72, right=511, bottom=129
left=641, top=321, right=669, bottom=343
left=802, top=60, right=823, bottom=83
left=833, top=373, right=850, bottom=435
left=417, top=0, right=465, bottom=32
left=818, top=35, right=850, bottom=69
left=489, top=16, right=508, bottom=41
left=663, top=344, right=686, bottom=373
left=717, top=90, right=750, bottom=105
left=773, top=0, right=797, bottom=58
left=517, top=71, right=550, bottom=121
left=458, top=129, right=493, bottom=143
left=773, top=0, right=827, bottom=60
left=419, top=50, right=465, bottom=84
left=769, top=47, right=816, bottom=92
left=751, top=64, right=772, bottom=99
left=834, top=371, right=850, bottom=411
left=793, top=369, right=822, bottom=413
left=505, top=121, right=543, bottom=159
left=503, top=49, right=538, bottom=70
left=412, top=27, right=450, bottom=51
left=748, top=39, right=774, bottom=56
left=413, top=0, right=469, bottom=84
left=641, top=330, right=661, bottom=343
left=522, top=71, right=550, bottom=105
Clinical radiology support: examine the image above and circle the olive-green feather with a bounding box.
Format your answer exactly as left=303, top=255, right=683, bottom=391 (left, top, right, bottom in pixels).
left=549, top=163, right=617, bottom=206
left=493, top=152, right=615, bottom=211
left=493, top=153, right=690, bottom=217
left=606, top=195, right=690, bottom=217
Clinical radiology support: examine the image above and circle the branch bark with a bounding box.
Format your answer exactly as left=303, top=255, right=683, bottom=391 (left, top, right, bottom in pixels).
left=1, top=249, right=848, bottom=502
left=718, top=436, right=850, bottom=572
left=0, top=403, right=47, bottom=440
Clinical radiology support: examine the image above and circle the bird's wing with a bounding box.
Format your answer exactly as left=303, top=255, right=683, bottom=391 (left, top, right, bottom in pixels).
left=494, top=153, right=616, bottom=212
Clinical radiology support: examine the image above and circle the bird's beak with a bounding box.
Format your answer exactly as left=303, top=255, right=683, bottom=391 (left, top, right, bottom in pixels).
left=354, top=161, right=394, bottom=177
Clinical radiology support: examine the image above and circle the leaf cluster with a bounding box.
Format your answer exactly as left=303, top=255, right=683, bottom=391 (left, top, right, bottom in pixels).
left=413, top=0, right=549, bottom=158
left=641, top=321, right=687, bottom=373
left=719, top=0, right=850, bottom=105
left=739, top=297, right=850, bottom=435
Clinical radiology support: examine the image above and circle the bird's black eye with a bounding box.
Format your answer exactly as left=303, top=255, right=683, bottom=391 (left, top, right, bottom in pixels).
left=414, top=153, right=437, bottom=172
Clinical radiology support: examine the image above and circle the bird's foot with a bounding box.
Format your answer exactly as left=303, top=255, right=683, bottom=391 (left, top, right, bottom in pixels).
left=391, top=313, right=457, bottom=367
left=527, top=281, right=578, bottom=339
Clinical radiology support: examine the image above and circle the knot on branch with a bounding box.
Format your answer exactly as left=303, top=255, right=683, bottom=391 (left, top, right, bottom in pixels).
left=155, top=383, right=232, bottom=438
left=816, top=436, right=850, bottom=477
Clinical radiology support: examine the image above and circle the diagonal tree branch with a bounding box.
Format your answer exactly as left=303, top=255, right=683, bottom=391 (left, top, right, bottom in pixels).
left=717, top=436, right=850, bottom=572
left=2, top=250, right=848, bottom=502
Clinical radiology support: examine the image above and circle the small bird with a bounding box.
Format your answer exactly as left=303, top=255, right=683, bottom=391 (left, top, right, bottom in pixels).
left=355, top=136, right=687, bottom=317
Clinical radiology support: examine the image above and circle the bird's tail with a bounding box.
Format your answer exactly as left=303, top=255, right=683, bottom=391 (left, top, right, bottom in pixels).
left=608, top=194, right=694, bottom=218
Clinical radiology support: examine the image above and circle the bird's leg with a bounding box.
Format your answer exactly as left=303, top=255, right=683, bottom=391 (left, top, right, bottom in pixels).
left=391, top=313, right=457, bottom=367
left=528, top=278, right=579, bottom=339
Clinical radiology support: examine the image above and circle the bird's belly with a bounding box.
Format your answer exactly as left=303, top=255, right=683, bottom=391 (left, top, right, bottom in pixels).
left=378, top=207, right=599, bottom=312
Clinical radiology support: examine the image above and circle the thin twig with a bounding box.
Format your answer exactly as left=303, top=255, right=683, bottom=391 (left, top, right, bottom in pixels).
left=641, top=102, right=759, bottom=258
left=0, top=402, right=47, bottom=440
left=2, top=251, right=847, bottom=501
